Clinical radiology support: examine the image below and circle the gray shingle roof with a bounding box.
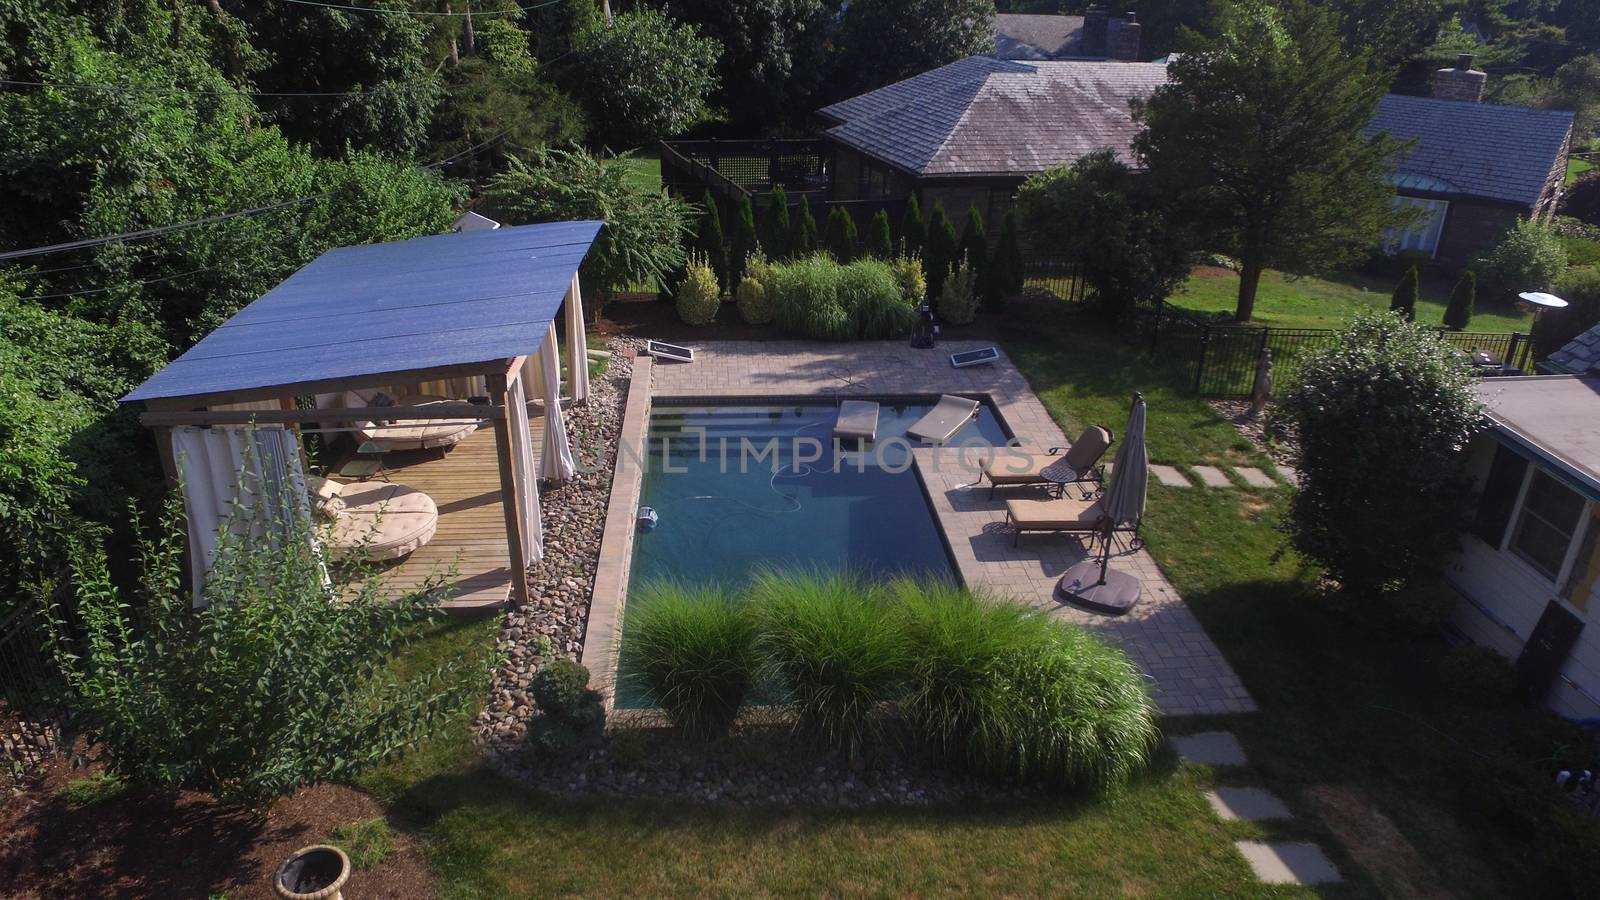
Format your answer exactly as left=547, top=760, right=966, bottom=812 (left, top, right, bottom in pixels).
left=1365, top=95, right=1573, bottom=209
left=1546, top=323, right=1600, bottom=375
left=819, top=58, right=1169, bottom=177
left=993, top=14, right=1084, bottom=60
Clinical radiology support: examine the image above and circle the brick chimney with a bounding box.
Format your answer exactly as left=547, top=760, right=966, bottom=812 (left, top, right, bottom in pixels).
left=1433, top=53, right=1487, bottom=103
left=1111, top=12, right=1142, bottom=61
left=1083, top=5, right=1109, bottom=57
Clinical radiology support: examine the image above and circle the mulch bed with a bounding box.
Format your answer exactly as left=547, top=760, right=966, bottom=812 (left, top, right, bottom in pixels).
left=0, top=756, right=434, bottom=900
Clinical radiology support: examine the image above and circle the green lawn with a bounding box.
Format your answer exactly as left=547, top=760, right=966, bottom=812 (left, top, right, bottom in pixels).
left=620, top=152, right=663, bottom=194
left=1569, top=154, right=1594, bottom=185
left=1172, top=268, right=1534, bottom=332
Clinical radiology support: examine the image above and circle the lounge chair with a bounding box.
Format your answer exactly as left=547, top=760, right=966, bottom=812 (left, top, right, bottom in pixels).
left=342, top=389, right=478, bottom=452
left=310, top=476, right=439, bottom=561
left=834, top=400, right=880, bottom=442
left=1005, top=496, right=1109, bottom=547
left=978, top=426, right=1114, bottom=499
left=908, top=394, right=980, bottom=443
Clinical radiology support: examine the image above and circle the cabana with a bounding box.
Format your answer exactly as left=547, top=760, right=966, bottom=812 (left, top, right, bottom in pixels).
left=121, top=220, right=604, bottom=610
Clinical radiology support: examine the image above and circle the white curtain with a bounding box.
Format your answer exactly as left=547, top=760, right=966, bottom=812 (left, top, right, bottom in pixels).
left=525, top=322, right=578, bottom=482
left=565, top=274, right=590, bottom=404
left=506, top=373, right=543, bottom=563
left=169, top=425, right=316, bottom=606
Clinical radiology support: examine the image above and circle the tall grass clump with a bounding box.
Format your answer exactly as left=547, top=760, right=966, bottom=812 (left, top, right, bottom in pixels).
left=840, top=257, right=917, bottom=339
left=622, top=581, right=757, bottom=739
left=892, top=578, right=1159, bottom=792
left=771, top=254, right=851, bottom=340
left=751, top=570, right=910, bottom=756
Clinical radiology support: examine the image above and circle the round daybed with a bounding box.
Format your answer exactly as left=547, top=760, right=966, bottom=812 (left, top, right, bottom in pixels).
left=343, top=391, right=478, bottom=452
left=310, top=476, right=439, bottom=561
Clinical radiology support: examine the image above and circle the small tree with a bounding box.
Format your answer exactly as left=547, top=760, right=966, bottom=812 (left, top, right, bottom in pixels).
left=1281, top=311, right=1485, bottom=595
left=865, top=209, right=894, bottom=259
left=694, top=189, right=728, bottom=287
left=957, top=205, right=991, bottom=312
left=1390, top=266, right=1419, bottom=322
left=676, top=251, right=721, bottom=324
left=566, top=7, right=722, bottom=146
left=990, top=208, right=1024, bottom=308
left=46, top=494, right=488, bottom=806
left=900, top=194, right=926, bottom=257
left=1443, top=270, right=1476, bottom=330
left=825, top=206, right=859, bottom=261
left=760, top=186, right=791, bottom=259
left=1473, top=219, right=1568, bottom=303
left=924, top=202, right=959, bottom=301
left=790, top=194, right=819, bottom=257
left=729, top=194, right=759, bottom=288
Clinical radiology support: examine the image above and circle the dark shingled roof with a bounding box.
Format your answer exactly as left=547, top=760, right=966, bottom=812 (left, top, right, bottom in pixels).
left=993, top=13, right=1085, bottom=60
left=1365, top=95, right=1574, bottom=209
left=818, top=58, right=1168, bottom=177
left=1546, top=323, right=1600, bottom=376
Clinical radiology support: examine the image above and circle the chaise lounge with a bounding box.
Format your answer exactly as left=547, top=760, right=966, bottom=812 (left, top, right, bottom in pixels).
left=1004, top=496, right=1109, bottom=547
left=342, top=389, right=479, bottom=452
left=978, top=426, right=1114, bottom=499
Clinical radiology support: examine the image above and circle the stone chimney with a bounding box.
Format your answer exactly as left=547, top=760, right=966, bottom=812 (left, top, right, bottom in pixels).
left=1111, top=12, right=1142, bottom=61
left=1433, top=53, right=1487, bottom=103
left=1083, top=5, right=1109, bottom=57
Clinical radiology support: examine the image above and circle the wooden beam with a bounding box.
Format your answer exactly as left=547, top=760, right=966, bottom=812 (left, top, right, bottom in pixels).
left=141, top=403, right=505, bottom=428
left=486, top=373, right=531, bottom=606
left=131, top=359, right=515, bottom=410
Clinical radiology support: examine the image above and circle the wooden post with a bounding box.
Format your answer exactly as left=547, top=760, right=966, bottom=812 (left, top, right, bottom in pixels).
left=486, top=373, right=531, bottom=606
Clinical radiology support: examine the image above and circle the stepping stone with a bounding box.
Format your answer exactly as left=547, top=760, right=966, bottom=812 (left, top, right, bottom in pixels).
left=1171, top=731, right=1248, bottom=766
left=1275, top=464, right=1301, bottom=486
left=1206, top=786, right=1292, bottom=821
left=1234, top=467, right=1277, bottom=489
left=1192, top=465, right=1233, bottom=488
left=1235, top=842, right=1342, bottom=885
left=1150, top=464, right=1191, bottom=487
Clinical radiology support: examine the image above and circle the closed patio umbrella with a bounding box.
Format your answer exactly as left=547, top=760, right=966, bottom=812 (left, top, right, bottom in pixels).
left=1058, top=392, right=1147, bottom=614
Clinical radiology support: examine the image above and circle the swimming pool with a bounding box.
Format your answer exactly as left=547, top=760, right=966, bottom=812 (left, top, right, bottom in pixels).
left=629, top=399, right=1009, bottom=588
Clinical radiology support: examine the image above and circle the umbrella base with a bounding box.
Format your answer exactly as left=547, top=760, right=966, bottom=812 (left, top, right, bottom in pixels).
left=1057, top=562, right=1142, bottom=615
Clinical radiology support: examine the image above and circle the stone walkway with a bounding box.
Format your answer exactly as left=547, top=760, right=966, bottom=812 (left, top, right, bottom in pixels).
left=650, top=340, right=1254, bottom=717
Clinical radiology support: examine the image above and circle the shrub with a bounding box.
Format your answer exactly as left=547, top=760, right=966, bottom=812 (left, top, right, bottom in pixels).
left=729, top=194, right=760, bottom=287
left=840, top=257, right=917, bottom=339
left=56, top=772, right=127, bottom=808
left=736, top=275, right=771, bottom=325
left=1281, top=312, right=1485, bottom=594
left=1540, top=266, right=1600, bottom=356
left=622, top=582, right=758, bottom=739
left=866, top=209, right=894, bottom=259
left=1564, top=236, right=1600, bottom=269
left=958, top=204, right=990, bottom=309
left=900, top=193, right=926, bottom=257
left=751, top=571, right=910, bottom=756
left=528, top=659, right=605, bottom=757
left=1443, top=270, right=1476, bottom=330
left=890, top=255, right=927, bottom=308
left=330, top=817, right=396, bottom=869
left=825, top=206, right=859, bottom=262
left=46, top=496, right=488, bottom=805
left=1562, top=172, right=1600, bottom=226
left=675, top=252, right=721, bottom=325
left=759, top=186, right=790, bottom=259
left=790, top=194, right=819, bottom=257
left=693, top=189, right=728, bottom=286
left=924, top=202, right=959, bottom=300
left=1473, top=219, right=1568, bottom=304
left=990, top=208, right=1024, bottom=308
left=1390, top=265, right=1419, bottom=321
left=937, top=256, right=979, bottom=325
left=892, top=579, right=1158, bottom=792
left=771, top=254, right=851, bottom=340
left=1440, top=644, right=1517, bottom=705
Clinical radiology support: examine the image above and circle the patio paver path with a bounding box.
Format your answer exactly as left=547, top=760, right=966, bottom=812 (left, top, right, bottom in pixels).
left=1206, top=787, right=1292, bottom=821
left=1234, top=466, right=1278, bottom=489
left=1235, top=842, right=1343, bottom=885
left=1191, top=465, right=1234, bottom=488
left=1171, top=731, right=1250, bottom=766
left=1150, top=464, right=1192, bottom=487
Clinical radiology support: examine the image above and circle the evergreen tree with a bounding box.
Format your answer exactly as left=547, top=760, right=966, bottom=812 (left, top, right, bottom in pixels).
left=1443, top=270, right=1476, bottom=331
left=900, top=194, right=926, bottom=256
left=729, top=193, right=760, bottom=288
left=924, top=202, right=959, bottom=300
left=990, top=208, right=1025, bottom=309
left=825, top=207, right=859, bottom=261
left=866, top=209, right=894, bottom=259
left=958, top=204, right=991, bottom=311
left=790, top=193, right=819, bottom=256
left=695, top=190, right=728, bottom=288
left=760, top=186, right=791, bottom=259
left=1390, top=266, right=1419, bottom=322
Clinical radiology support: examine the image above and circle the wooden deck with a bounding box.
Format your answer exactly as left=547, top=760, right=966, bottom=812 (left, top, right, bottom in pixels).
left=354, top=417, right=543, bottom=610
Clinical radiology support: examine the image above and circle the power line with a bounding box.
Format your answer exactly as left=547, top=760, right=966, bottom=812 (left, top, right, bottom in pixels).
left=22, top=267, right=213, bottom=302
left=1, top=77, right=434, bottom=99
left=280, top=0, right=564, bottom=16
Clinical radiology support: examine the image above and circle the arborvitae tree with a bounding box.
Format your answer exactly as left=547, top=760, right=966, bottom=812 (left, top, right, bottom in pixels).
left=825, top=206, right=858, bottom=261
left=958, top=204, right=990, bottom=311
left=900, top=193, right=926, bottom=257
left=866, top=209, right=894, bottom=259
left=990, top=207, right=1025, bottom=309
left=924, top=201, right=959, bottom=300
left=790, top=193, right=819, bottom=257
left=729, top=193, right=759, bottom=288
left=1390, top=266, right=1419, bottom=322
left=760, top=186, right=790, bottom=259
left=1443, top=270, right=1476, bottom=331
left=694, top=189, right=728, bottom=288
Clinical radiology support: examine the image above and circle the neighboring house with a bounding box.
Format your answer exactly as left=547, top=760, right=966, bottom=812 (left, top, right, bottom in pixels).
left=991, top=9, right=1142, bottom=61
left=1545, top=322, right=1600, bottom=375
left=1451, top=375, right=1600, bottom=720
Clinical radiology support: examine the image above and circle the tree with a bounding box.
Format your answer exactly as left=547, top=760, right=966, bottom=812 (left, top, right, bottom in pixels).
left=425, top=58, right=587, bottom=182
left=566, top=7, right=722, bottom=147
left=990, top=208, right=1024, bottom=308
left=1014, top=150, right=1192, bottom=316
left=528, top=0, right=605, bottom=60
left=46, top=494, right=489, bottom=805
left=730, top=194, right=760, bottom=286
left=1325, top=0, right=1446, bottom=67
left=1472, top=218, right=1568, bottom=303
left=924, top=202, right=959, bottom=301
left=1544, top=54, right=1600, bottom=142
left=900, top=193, right=927, bottom=257
left=1443, top=270, right=1476, bottom=330
left=1565, top=174, right=1600, bottom=227
left=1390, top=266, right=1420, bottom=321
left=760, top=186, right=791, bottom=259
left=1281, top=311, right=1484, bottom=594
left=662, top=0, right=835, bottom=129
left=487, top=148, right=694, bottom=310
left=1134, top=0, right=1406, bottom=322
left=866, top=209, right=894, bottom=259
left=957, top=205, right=991, bottom=312
left=695, top=190, right=729, bottom=286
left=791, top=193, right=819, bottom=256
left=825, top=206, right=859, bottom=261
left=833, top=0, right=995, bottom=97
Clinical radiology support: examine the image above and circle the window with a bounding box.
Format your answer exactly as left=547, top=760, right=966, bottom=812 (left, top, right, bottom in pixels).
left=1564, top=511, right=1600, bottom=612
left=857, top=162, right=891, bottom=200
left=1512, top=469, right=1587, bottom=580
left=1384, top=196, right=1449, bottom=257
left=1473, top=444, right=1528, bottom=546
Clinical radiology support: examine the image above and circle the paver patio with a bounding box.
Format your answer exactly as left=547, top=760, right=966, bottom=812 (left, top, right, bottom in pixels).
left=649, top=340, right=1254, bottom=717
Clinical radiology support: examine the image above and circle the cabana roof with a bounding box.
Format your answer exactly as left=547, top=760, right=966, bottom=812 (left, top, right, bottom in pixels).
left=124, top=220, right=604, bottom=404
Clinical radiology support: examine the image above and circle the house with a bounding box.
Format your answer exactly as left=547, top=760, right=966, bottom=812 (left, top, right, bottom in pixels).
left=1545, top=322, right=1600, bottom=375
left=1451, top=375, right=1600, bottom=720
left=991, top=9, right=1142, bottom=61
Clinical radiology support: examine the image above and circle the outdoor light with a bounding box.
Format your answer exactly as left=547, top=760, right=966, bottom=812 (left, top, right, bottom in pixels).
left=911, top=303, right=937, bottom=349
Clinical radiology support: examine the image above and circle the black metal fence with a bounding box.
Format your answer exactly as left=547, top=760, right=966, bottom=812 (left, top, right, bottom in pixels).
left=1022, top=257, right=1086, bottom=303
left=0, top=603, right=61, bottom=784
